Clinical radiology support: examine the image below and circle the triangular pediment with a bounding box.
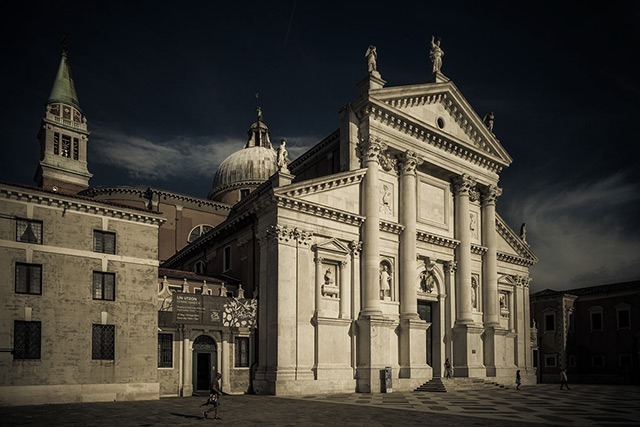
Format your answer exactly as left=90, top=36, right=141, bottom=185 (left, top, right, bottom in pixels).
left=371, top=82, right=512, bottom=167
left=313, top=238, right=350, bottom=256
left=496, top=214, right=538, bottom=265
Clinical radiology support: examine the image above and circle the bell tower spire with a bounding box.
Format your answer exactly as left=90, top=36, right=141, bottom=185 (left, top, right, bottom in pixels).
left=34, top=36, right=92, bottom=193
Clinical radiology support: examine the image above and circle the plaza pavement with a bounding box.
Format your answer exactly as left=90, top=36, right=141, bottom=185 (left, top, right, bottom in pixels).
left=1, top=383, right=639, bottom=426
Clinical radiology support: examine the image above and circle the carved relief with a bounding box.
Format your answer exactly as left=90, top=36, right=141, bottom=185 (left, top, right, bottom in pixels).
left=443, top=260, right=457, bottom=274
left=419, top=270, right=437, bottom=293
left=469, top=212, right=478, bottom=239
left=379, top=183, right=393, bottom=215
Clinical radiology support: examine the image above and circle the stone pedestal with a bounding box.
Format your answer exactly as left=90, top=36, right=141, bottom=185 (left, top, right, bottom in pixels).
left=452, top=324, right=485, bottom=377
left=356, top=316, right=395, bottom=393
left=398, top=318, right=431, bottom=379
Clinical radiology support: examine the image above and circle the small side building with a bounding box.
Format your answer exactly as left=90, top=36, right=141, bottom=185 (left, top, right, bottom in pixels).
left=530, top=280, right=640, bottom=384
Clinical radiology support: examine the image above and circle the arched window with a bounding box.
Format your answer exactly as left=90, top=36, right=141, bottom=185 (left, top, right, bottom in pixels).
left=188, top=224, right=214, bottom=243
left=193, top=260, right=206, bottom=275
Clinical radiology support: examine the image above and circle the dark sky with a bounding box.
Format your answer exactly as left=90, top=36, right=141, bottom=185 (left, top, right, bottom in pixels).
left=1, top=1, right=639, bottom=292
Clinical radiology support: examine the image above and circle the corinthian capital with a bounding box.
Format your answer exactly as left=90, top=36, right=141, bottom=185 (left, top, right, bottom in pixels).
left=397, top=150, right=424, bottom=175
left=451, top=174, right=476, bottom=197
left=356, top=137, right=388, bottom=165
left=481, top=184, right=502, bottom=206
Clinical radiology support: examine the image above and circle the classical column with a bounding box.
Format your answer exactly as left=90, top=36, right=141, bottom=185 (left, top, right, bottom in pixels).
left=360, top=138, right=385, bottom=317
left=452, top=174, right=475, bottom=324
left=443, top=261, right=457, bottom=363
left=221, top=331, right=230, bottom=391
left=181, top=328, right=192, bottom=396
left=339, top=260, right=349, bottom=319
left=398, top=151, right=423, bottom=319
left=315, top=255, right=324, bottom=316
left=481, top=185, right=502, bottom=327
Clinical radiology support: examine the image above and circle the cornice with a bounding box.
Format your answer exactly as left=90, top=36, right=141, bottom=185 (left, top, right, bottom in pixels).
left=471, top=244, right=488, bottom=255
left=80, top=186, right=232, bottom=211
left=380, top=220, right=404, bottom=234
left=277, top=169, right=366, bottom=199
left=497, top=251, right=536, bottom=267
left=274, top=195, right=365, bottom=226
left=360, top=100, right=508, bottom=174
left=416, top=231, right=459, bottom=249
left=0, top=185, right=165, bottom=225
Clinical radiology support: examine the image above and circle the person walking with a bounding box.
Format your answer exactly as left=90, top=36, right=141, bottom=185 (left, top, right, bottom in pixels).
left=515, top=370, right=522, bottom=390
left=203, top=372, right=223, bottom=420
left=560, top=369, right=571, bottom=390
left=444, top=358, right=452, bottom=379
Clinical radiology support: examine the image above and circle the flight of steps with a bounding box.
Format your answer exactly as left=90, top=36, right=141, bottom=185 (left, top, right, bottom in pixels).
left=414, top=377, right=510, bottom=392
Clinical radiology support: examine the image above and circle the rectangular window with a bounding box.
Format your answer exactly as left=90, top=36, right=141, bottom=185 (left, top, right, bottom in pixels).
left=544, top=355, right=557, bottom=367
left=591, top=312, right=603, bottom=331
left=592, top=354, right=605, bottom=367
left=16, top=218, right=43, bottom=244
left=53, top=132, right=60, bottom=155
left=73, top=138, right=79, bottom=160
left=13, top=321, right=41, bottom=360
left=93, top=272, right=115, bottom=301
left=92, top=324, right=115, bottom=360
left=544, top=313, right=555, bottom=332
left=223, top=245, right=231, bottom=272
left=617, top=309, right=630, bottom=329
left=158, top=333, right=173, bottom=368
left=61, top=134, right=71, bottom=157
left=15, top=263, right=42, bottom=295
left=569, top=355, right=576, bottom=367
left=234, top=337, right=249, bottom=367
left=93, top=230, right=116, bottom=254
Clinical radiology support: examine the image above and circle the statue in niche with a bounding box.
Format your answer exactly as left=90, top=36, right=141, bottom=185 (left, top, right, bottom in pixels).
left=429, top=36, right=444, bottom=73
left=471, top=278, right=478, bottom=309
left=380, top=184, right=392, bottom=215
left=520, top=223, right=527, bottom=244
left=500, top=293, right=507, bottom=309
left=380, top=264, right=391, bottom=299
left=420, top=270, right=436, bottom=293
left=322, top=266, right=339, bottom=298
left=364, top=45, right=380, bottom=77
left=483, top=112, right=495, bottom=132
left=277, top=139, right=290, bottom=172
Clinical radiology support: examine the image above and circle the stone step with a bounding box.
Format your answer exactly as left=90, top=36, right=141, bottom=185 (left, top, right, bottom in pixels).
left=414, top=377, right=510, bottom=393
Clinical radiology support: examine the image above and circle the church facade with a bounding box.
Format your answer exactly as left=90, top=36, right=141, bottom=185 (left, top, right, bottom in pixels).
left=163, top=47, right=538, bottom=394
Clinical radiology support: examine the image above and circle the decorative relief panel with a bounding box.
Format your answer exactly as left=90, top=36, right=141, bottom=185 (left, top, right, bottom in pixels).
left=321, top=263, right=339, bottom=298
left=379, top=180, right=394, bottom=217
left=418, top=180, right=447, bottom=227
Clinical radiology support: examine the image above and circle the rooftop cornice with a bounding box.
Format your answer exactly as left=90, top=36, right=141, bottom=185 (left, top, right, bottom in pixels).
left=80, top=186, right=232, bottom=211
left=0, top=184, right=165, bottom=225
left=274, top=195, right=365, bottom=226
left=360, top=100, right=508, bottom=174
left=276, top=169, right=366, bottom=199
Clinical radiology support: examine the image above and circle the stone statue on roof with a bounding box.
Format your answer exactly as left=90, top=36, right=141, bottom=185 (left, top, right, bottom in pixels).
left=483, top=112, right=495, bottom=132
left=365, top=45, right=379, bottom=77
left=520, top=223, right=527, bottom=244
left=277, top=139, right=290, bottom=172
left=429, top=36, right=444, bottom=73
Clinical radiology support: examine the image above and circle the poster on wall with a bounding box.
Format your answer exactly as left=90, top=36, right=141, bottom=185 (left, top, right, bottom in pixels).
left=172, top=294, right=257, bottom=328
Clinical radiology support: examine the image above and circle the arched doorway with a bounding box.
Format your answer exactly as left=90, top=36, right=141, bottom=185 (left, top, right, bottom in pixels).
left=192, top=335, right=217, bottom=393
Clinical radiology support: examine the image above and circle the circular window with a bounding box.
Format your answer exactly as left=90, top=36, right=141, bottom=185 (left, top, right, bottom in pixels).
left=437, top=117, right=445, bottom=129
left=188, top=224, right=214, bottom=243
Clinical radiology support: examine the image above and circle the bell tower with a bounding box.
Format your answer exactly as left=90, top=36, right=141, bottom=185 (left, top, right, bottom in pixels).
left=34, top=38, right=92, bottom=193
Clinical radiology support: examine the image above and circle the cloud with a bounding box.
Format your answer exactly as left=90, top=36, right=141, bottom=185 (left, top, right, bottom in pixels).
left=89, top=124, right=320, bottom=182
left=503, top=172, right=640, bottom=291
